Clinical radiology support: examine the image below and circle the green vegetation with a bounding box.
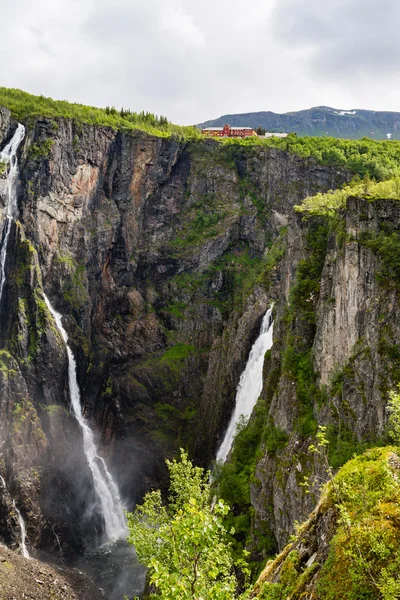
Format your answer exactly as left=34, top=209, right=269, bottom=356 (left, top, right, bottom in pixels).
left=325, top=422, right=370, bottom=470
left=215, top=405, right=287, bottom=574
left=170, top=203, right=226, bottom=249
left=5, top=88, right=400, bottom=173
left=27, top=138, right=54, bottom=160
left=359, top=229, right=400, bottom=290
left=296, top=177, right=400, bottom=217
left=54, top=251, right=89, bottom=312
left=219, top=133, right=400, bottom=179
left=127, top=449, right=249, bottom=599
left=387, top=386, right=400, bottom=444
left=161, top=343, right=196, bottom=364
left=0, top=350, right=17, bottom=377
left=0, top=87, right=202, bottom=139
left=43, top=404, right=69, bottom=417
left=11, top=398, right=45, bottom=445
left=317, top=447, right=400, bottom=600
left=281, top=220, right=330, bottom=437
left=255, top=446, right=400, bottom=600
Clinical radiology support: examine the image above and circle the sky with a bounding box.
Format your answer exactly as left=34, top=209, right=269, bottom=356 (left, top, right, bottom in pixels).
left=1, top=0, right=400, bottom=124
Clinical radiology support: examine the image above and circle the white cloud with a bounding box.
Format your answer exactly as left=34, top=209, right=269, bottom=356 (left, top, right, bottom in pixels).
left=1, top=0, right=399, bottom=124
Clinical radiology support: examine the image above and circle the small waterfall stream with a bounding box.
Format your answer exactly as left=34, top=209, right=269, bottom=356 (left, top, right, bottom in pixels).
left=216, top=306, right=274, bottom=464
left=0, top=124, right=25, bottom=305
left=43, top=295, right=127, bottom=540
left=0, top=476, right=30, bottom=558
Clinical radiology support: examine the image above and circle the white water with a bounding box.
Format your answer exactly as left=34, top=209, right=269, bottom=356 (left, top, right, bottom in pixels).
left=0, top=124, right=25, bottom=305
left=0, top=475, right=30, bottom=558
left=216, top=306, right=274, bottom=464
left=43, top=295, right=128, bottom=540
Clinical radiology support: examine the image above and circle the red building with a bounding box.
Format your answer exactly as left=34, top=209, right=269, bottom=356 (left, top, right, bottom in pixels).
left=201, top=123, right=257, bottom=138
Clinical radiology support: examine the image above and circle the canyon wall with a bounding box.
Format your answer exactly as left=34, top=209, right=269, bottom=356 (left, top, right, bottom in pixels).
left=2, top=109, right=396, bottom=563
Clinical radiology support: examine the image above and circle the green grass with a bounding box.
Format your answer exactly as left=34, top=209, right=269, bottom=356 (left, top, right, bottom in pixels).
left=0, top=87, right=202, bottom=139
left=161, top=343, right=196, bottom=363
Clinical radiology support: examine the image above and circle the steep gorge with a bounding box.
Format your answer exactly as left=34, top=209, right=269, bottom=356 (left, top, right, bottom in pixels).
left=0, top=103, right=398, bottom=593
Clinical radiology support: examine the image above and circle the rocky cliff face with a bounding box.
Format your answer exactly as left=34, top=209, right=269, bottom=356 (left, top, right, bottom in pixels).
left=3, top=108, right=384, bottom=567
left=249, top=195, right=400, bottom=554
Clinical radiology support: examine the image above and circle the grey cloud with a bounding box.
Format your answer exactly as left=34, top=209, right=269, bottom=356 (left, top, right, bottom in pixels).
left=1, top=0, right=400, bottom=124
left=272, top=0, right=400, bottom=78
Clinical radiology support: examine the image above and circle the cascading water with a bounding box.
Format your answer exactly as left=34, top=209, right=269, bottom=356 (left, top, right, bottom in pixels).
left=0, top=124, right=25, bottom=305
left=216, top=306, right=274, bottom=464
left=0, top=475, right=30, bottom=558
left=43, top=294, right=128, bottom=541
left=0, top=125, right=31, bottom=559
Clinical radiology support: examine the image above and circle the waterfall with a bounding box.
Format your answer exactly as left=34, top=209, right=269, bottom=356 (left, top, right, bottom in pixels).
left=0, top=124, right=25, bottom=305
left=0, top=475, right=30, bottom=558
left=0, top=125, right=30, bottom=558
left=43, top=295, right=128, bottom=541
left=216, top=306, right=274, bottom=464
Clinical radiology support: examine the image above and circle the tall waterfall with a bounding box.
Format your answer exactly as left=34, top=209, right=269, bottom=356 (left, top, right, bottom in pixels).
left=0, top=125, right=30, bottom=557
left=216, top=306, right=274, bottom=464
left=43, top=295, right=128, bottom=540
left=0, top=476, right=30, bottom=558
left=0, top=124, right=25, bottom=305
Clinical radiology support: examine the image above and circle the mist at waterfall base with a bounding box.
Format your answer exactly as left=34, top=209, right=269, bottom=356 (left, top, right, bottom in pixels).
left=216, top=307, right=274, bottom=464
left=43, top=294, right=146, bottom=598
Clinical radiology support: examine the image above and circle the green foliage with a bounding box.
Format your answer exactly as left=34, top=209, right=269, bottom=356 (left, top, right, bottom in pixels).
left=289, top=220, right=329, bottom=326
left=387, top=386, right=400, bottom=444
left=325, top=423, right=369, bottom=470
left=0, top=87, right=202, bottom=139
left=220, top=133, right=400, bottom=180
left=169, top=193, right=230, bottom=250
left=43, top=404, right=69, bottom=417
left=57, top=256, right=88, bottom=312
left=0, top=350, right=17, bottom=377
left=28, top=138, right=54, bottom=160
left=256, top=447, right=400, bottom=600
left=127, top=449, right=249, bottom=599
left=360, top=229, right=400, bottom=289
left=161, top=343, right=196, bottom=363
left=282, top=221, right=330, bottom=437
left=296, top=177, right=400, bottom=217
left=317, top=447, right=400, bottom=600
left=215, top=405, right=285, bottom=571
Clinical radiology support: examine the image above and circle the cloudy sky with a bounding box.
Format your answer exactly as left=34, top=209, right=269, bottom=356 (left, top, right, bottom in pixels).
left=2, top=0, right=399, bottom=124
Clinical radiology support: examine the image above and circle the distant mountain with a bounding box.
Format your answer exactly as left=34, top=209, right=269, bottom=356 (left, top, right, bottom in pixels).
left=197, top=106, right=400, bottom=140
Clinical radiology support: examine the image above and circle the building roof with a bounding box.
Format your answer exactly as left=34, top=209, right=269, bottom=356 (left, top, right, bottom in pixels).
left=202, top=125, right=255, bottom=131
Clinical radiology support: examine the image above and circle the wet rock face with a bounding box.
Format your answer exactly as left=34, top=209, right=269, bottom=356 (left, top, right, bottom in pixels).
left=0, top=115, right=350, bottom=556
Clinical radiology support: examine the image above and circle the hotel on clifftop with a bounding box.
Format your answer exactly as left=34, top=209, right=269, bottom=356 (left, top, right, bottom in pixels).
left=201, top=123, right=257, bottom=137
